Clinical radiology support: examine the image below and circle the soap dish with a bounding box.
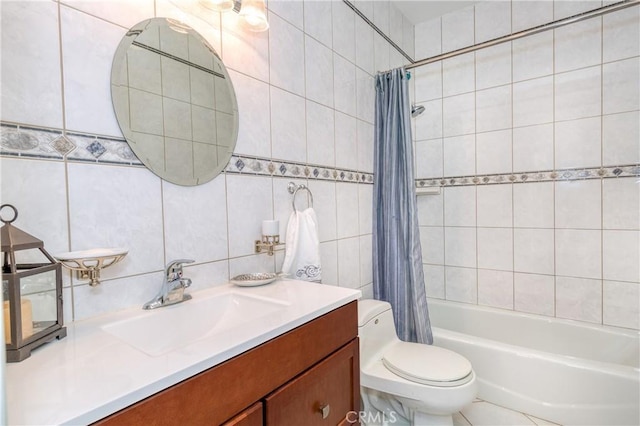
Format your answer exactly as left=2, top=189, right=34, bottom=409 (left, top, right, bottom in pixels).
left=230, top=272, right=286, bottom=287
left=54, top=247, right=128, bottom=287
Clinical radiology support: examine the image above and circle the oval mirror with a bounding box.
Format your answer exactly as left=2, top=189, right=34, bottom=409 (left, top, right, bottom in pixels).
left=111, top=18, right=238, bottom=186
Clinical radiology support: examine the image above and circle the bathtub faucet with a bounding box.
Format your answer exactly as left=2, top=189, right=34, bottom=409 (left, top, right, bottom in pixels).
left=143, top=259, right=194, bottom=310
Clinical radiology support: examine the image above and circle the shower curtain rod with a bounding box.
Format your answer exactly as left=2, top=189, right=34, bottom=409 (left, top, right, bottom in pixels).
left=403, top=0, right=640, bottom=71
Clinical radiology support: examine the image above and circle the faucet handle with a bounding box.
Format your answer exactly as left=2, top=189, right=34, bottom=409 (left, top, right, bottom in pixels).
left=181, top=278, right=192, bottom=289
left=165, top=259, right=195, bottom=279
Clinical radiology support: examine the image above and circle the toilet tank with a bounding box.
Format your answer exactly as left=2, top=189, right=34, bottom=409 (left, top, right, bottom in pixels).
left=358, top=299, right=400, bottom=365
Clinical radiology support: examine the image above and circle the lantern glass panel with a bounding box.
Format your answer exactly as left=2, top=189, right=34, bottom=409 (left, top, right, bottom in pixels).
left=2, top=269, right=57, bottom=345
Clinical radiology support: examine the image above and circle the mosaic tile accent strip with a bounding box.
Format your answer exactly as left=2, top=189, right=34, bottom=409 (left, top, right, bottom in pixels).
left=1, top=123, right=64, bottom=159
left=0, top=122, right=142, bottom=166
left=65, top=132, right=142, bottom=165
left=0, top=122, right=374, bottom=184
left=416, top=165, right=640, bottom=188
left=51, top=135, right=76, bottom=156
left=225, top=154, right=375, bottom=184
left=9, top=122, right=637, bottom=188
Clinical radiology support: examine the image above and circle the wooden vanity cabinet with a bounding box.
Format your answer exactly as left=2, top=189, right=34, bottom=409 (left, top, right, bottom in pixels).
left=95, top=301, right=360, bottom=426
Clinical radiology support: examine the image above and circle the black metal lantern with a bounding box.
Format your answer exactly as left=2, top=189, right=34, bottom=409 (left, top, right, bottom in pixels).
left=1, top=204, right=66, bottom=362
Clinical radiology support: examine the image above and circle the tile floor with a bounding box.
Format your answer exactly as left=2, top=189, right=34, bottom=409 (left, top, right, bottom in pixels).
left=454, top=400, right=561, bottom=426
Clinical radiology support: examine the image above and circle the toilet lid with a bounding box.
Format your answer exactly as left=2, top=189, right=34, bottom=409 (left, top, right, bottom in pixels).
left=382, top=342, right=473, bottom=387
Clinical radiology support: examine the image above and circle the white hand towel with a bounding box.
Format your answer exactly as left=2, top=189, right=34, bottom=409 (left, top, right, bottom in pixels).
left=281, top=208, right=322, bottom=282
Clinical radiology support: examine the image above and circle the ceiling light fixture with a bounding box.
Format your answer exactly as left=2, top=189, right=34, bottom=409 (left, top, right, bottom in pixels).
left=239, top=0, right=269, bottom=32
left=169, top=0, right=269, bottom=32
left=199, top=0, right=234, bottom=13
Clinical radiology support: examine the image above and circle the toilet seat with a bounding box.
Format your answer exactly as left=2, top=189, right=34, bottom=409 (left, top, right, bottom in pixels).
left=382, top=342, right=473, bottom=387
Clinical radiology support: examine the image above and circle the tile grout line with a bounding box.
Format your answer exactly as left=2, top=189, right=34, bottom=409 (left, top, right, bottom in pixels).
left=56, top=0, right=77, bottom=321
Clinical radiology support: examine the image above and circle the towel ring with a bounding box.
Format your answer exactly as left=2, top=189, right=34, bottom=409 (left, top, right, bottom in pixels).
left=287, top=182, right=314, bottom=211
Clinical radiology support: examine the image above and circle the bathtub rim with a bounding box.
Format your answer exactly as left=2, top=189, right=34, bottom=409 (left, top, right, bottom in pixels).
left=427, top=298, right=640, bottom=338
left=427, top=298, right=640, bottom=369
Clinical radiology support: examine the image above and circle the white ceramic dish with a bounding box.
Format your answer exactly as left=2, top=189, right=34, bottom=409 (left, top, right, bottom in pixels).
left=53, top=247, right=128, bottom=270
left=230, top=273, right=284, bottom=287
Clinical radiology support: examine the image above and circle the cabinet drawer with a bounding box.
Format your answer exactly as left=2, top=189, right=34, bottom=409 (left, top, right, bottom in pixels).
left=265, top=339, right=359, bottom=426
left=222, top=402, right=263, bottom=426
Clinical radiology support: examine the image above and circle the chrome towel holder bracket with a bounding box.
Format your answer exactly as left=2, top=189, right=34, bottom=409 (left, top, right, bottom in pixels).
left=287, top=182, right=314, bottom=211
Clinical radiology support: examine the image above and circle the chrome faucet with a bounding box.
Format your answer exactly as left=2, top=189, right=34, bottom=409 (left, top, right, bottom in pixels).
left=143, top=259, right=194, bottom=310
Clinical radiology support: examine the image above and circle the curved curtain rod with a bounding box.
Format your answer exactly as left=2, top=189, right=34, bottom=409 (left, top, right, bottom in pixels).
left=403, top=0, right=639, bottom=71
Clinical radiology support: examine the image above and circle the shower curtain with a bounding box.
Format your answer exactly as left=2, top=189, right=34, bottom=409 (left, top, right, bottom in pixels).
left=373, top=67, right=433, bottom=344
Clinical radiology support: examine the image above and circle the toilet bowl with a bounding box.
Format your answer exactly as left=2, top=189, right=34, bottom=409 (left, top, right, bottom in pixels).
left=358, top=299, right=477, bottom=426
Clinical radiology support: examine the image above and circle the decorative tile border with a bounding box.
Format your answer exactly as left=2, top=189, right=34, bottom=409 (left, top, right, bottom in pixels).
left=0, top=122, right=143, bottom=166
left=0, top=123, right=65, bottom=160
left=416, top=165, right=640, bottom=188
left=0, top=122, right=374, bottom=184
left=226, top=154, right=374, bottom=184
left=6, top=123, right=637, bottom=188
left=65, top=131, right=143, bottom=166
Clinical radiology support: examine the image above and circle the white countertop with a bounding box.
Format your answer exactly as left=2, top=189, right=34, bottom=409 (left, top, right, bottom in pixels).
left=6, top=279, right=361, bottom=425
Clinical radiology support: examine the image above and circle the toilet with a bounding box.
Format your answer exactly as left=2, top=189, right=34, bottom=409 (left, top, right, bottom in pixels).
left=358, top=299, right=477, bottom=426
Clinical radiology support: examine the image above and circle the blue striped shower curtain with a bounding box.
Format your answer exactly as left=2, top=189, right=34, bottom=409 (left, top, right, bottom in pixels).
left=373, top=67, right=433, bottom=344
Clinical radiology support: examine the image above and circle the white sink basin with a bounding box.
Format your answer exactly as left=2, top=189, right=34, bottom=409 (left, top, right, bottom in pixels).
left=102, top=291, right=290, bottom=356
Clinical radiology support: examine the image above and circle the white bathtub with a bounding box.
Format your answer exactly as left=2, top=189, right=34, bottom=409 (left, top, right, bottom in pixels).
left=427, top=299, right=640, bottom=426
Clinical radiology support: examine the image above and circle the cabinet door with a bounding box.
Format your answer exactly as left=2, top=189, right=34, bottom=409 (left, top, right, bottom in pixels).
left=265, top=339, right=360, bottom=426
left=222, top=402, right=263, bottom=426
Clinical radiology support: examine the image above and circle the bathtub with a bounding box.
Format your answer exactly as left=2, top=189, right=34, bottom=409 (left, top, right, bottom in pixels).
left=427, top=299, right=640, bottom=426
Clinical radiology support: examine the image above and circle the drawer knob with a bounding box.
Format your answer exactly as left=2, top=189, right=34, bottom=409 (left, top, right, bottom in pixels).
left=319, top=404, right=330, bottom=419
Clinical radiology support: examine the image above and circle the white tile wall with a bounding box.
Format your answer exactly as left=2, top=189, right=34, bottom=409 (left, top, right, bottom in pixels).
left=270, top=87, right=306, bottom=162
left=61, top=7, right=125, bottom=137
left=1, top=1, right=63, bottom=129
left=477, top=185, right=512, bottom=227
left=305, top=35, right=334, bottom=107
left=442, top=6, right=475, bottom=53
left=477, top=228, right=513, bottom=271
left=306, top=101, right=335, bottom=166
left=512, top=32, right=553, bottom=82
left=443, top=135, right=476, bottom=176
left=67, top=163, right=165, bottom=280
left=442, top=54, right=474, bottom=97
left=478, top=269, right=514, bottom=310
left=514, top=273, right=555, bottom=317
left=269, top=12, right=305, bottom=96
left=512, top=124, right=554, bottom=172
left=415, top=1, right=640, bottom=330
left=554, top=117, right=601, bottom=169
left=475, top=1, right=511, bottom=43
left=1, top=0, right=406, bottom=321
left=602, top=111, right=640, bottom=165
left=476, top=129, right=512, bottom=175
left=445, top=266, right=477, bottom=304
left=603, top=6, right=640, bottom=62
left=556, top=276, right=602, bottom=323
